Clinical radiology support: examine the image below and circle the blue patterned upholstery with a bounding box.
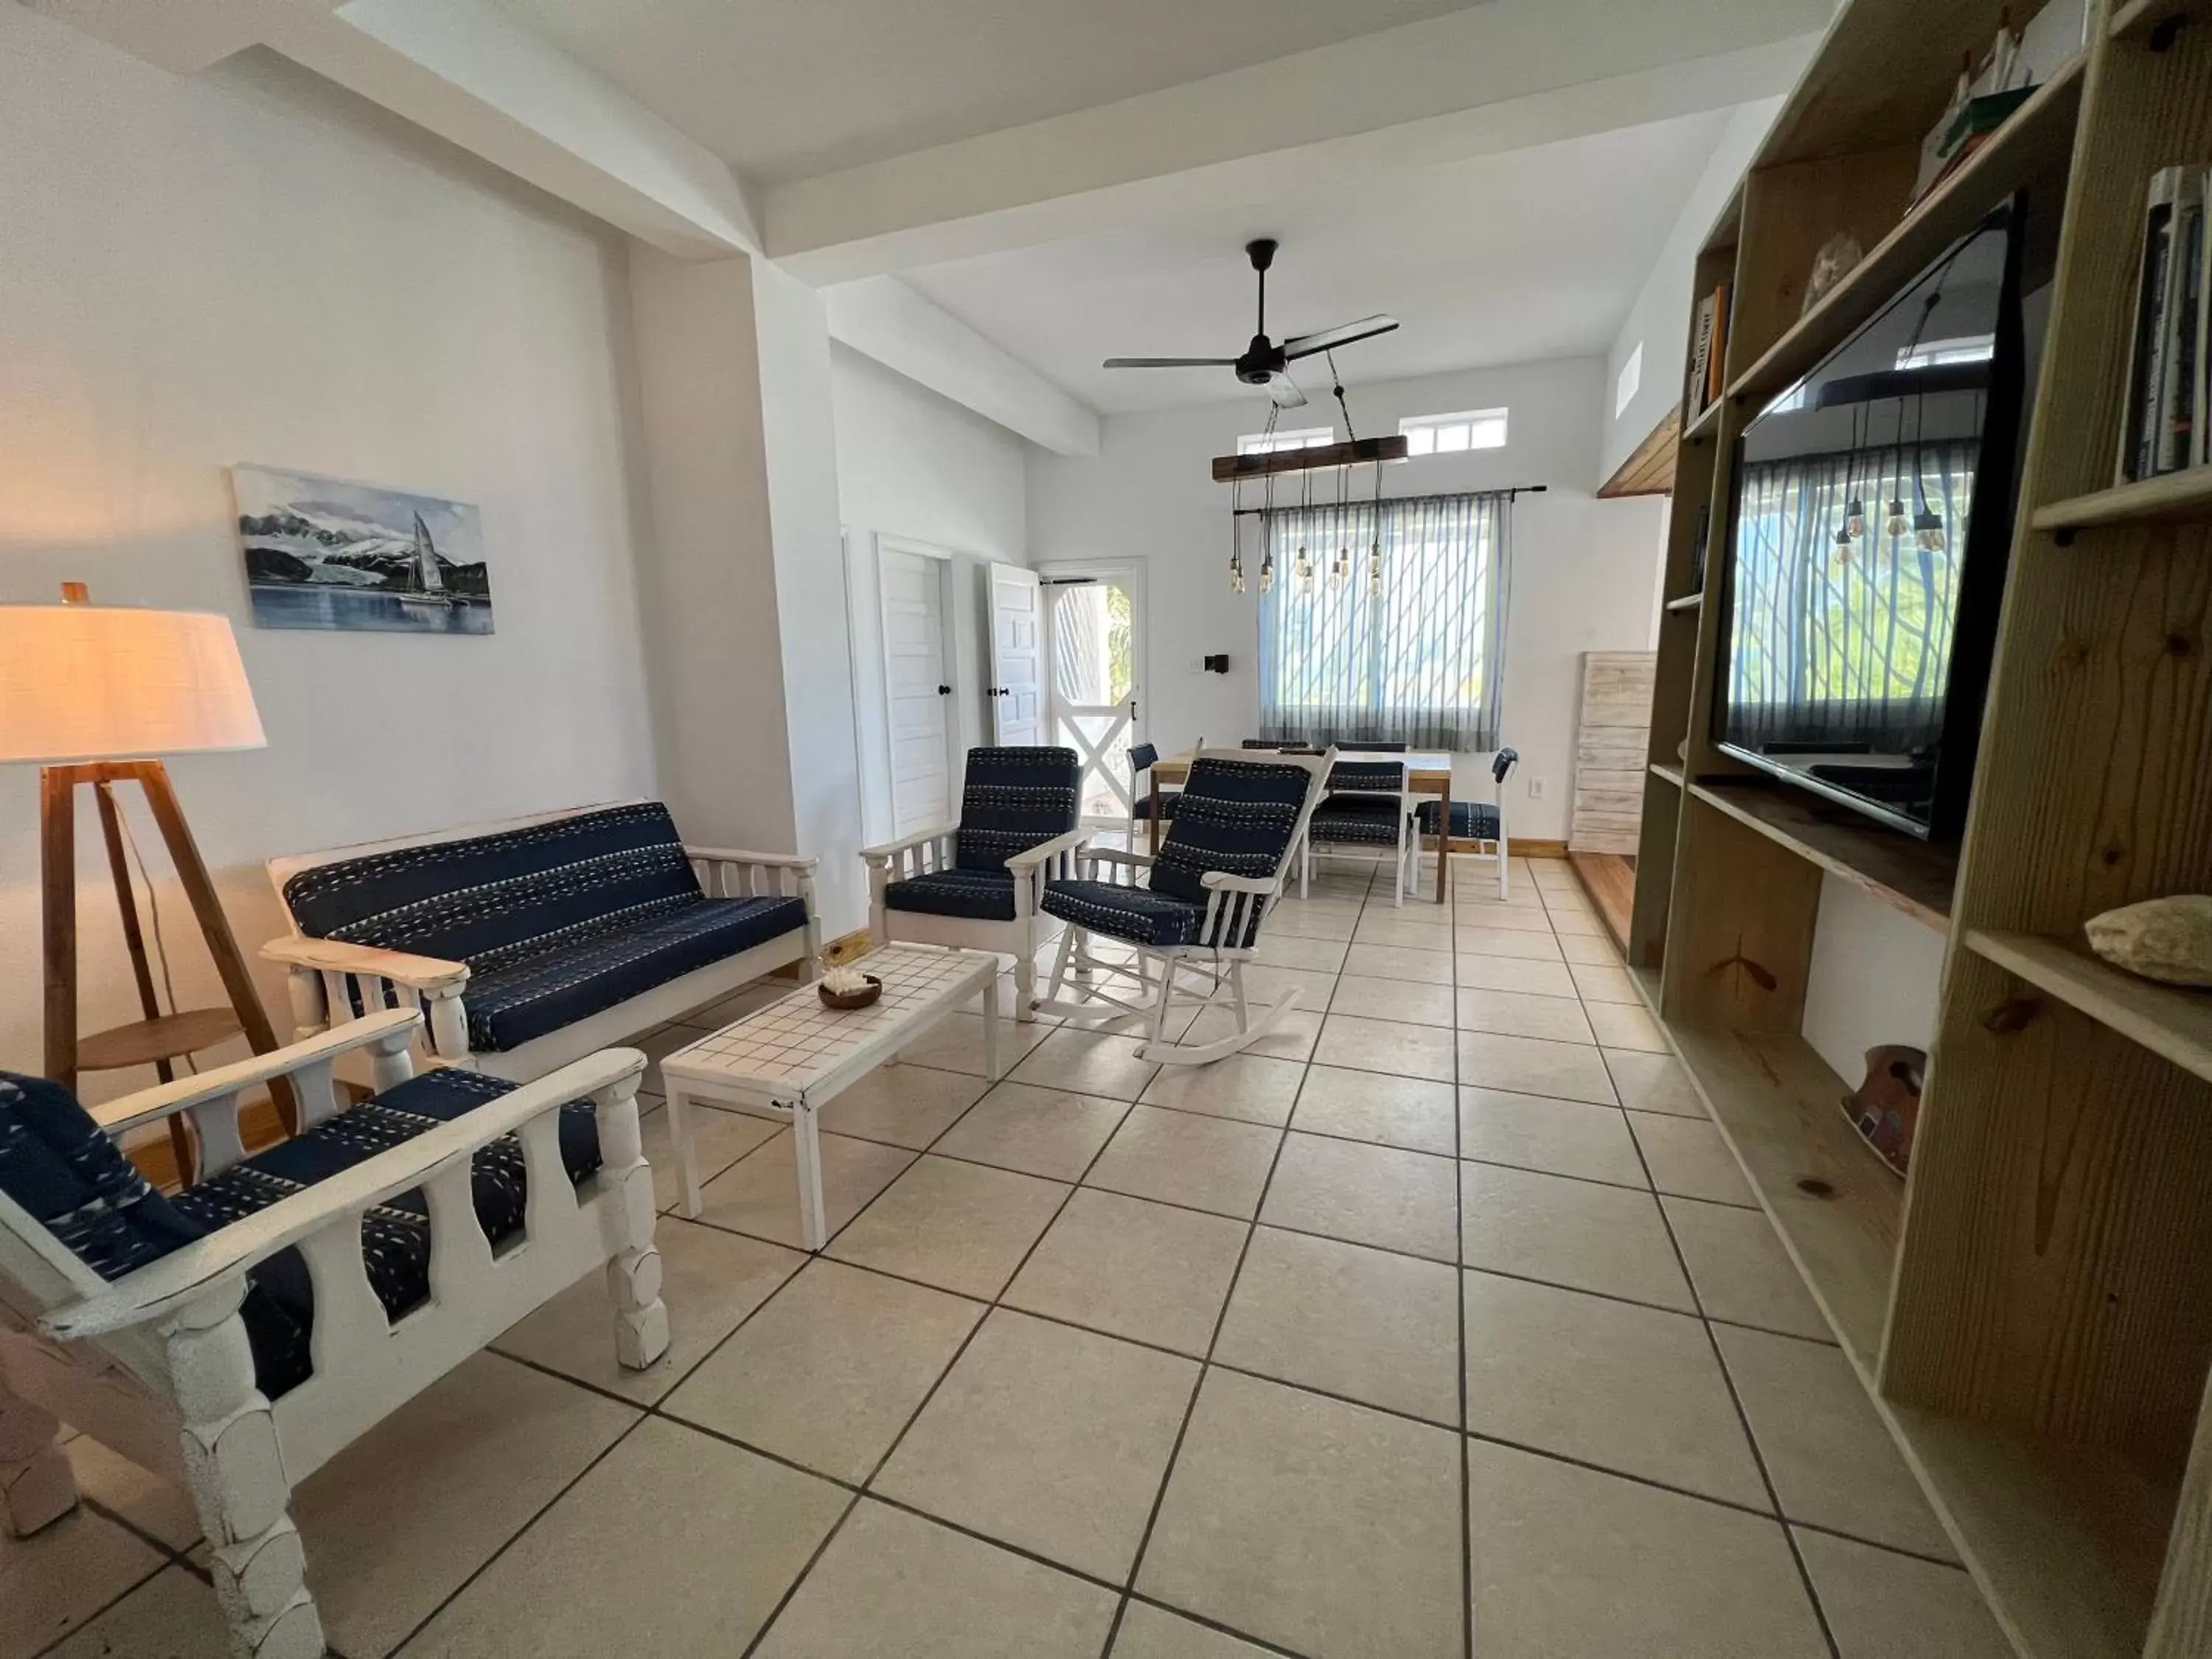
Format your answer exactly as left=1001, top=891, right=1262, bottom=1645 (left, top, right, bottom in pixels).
left=953, top=748, right=1080, bottom=873
left=883, top=868, right=1018, bottom=922
left=1325, top=761, right=1406, bottom=793
left=1127, top=744, right=1180, bottom=821
left=282, top=804, right=809, bottom=1053
left=0, top=1068, right=599, bottom=1401
left=1309, top=796, right=1409, bottom=846
left=1149, top=757, right=1315, bottom=907
left=1416, top=799, right=1503, bottom=841
left=1039, top=880, right=1219, bottom=947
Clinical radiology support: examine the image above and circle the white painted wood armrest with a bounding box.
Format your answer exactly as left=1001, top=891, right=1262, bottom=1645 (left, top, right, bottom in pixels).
left=1200, top=871, right=1279, bottom=893
left=1003, top=828, right=1090, bottom=870
left=49, top=1047, right=647, bottom=1342
left=1082, top=848, right=1155, bottom=869
left=87, top=1011, right=424, bottom=1138
left=857, top=827, right=959, bottom=863
left=260, top=936, right=470, bottom=992
left=683, top=845, right=819, bottom=872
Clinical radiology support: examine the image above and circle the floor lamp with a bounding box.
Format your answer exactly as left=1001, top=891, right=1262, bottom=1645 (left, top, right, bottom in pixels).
left=0, top=586, right=292, bottom=1169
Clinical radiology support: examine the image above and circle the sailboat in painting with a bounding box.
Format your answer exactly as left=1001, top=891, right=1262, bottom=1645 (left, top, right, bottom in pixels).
left=397, top=511, right=464, bottom=611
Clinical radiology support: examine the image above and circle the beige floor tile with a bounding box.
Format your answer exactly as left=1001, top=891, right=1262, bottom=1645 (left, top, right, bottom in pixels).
left=640, top=1100, right=782, bottom=1212
left=1604, top=1048, right=1708, bottom=1117
left=1461, top=1163, right=1694, bottom=1310
left=696, top=1130, right=915, bottom=1248
left=1214, top=1227, right=1461, bottom=1425
left=1237, top=964, right=1340, bottom=1012
left=293, top=1352, right=639, bottom=1659
left=1585, top=999, right=1669, bottom=1052
left=1459, top=1088, right=1648, bottom=1187
left=1267, top=906, right=1359, bottom=941
left=1182, top=1001, right=1322, bottom=1061
left=1329, top=973, right=1456, bottom=1028
left=1454, top=876, right=1544, bottom=905
left=967, top=970, right=1054, bottom=1023
left=1458, top=1031, right=1618, bottom=1105
left=0, top=1502, right=163, bottom=1659
left=1140, top=1052, right=1305, bottom=1127
left=39, top=1566, right=229, bottom=1659
left=1455, top=987, right=1596, bottom=1044
left=1664, top=1196, right=1832, bottom=1340
left=1139, top=1368, right=1463, bottom=1659
left=827, top=1155, right=1069, bottom=1298
left=1466, top=1439, right=1826, bottom=1659
left=1253, top=931, right=1351, bottom=970
left=1463, top=1273, right=1767, bottom=1507
left=1629, top=1112, right=1756, bottom=1205
left=1012, top=1028, right=1163, bottom=1099
left=1341, top=942, right=1455, bottom=985
left=1546, top=908, right=1606, bottom=936
left=1455, top=953, right=1579, bottom=998
left=1454, top=901, right=1555, bottom=933
left=495, top=1217, right=802, bottom=1402
left=1085, top=1106, right=1282, bottom=1218
left=1568, top=960, right=1642, bottom=1004
left=681, top=979, right=801, bottom=1029
left=1455, top=926, right=1565, bottom=961
left=753, top=1500, right=1117, bottom=1658
left=664, top=1258, right=982, bottom=1482
left=1796, top=1528, right=2011, bottom=1658
left=1354, top=914, right=1458, bottom=950
left=406, top=1417, right=844, bottom=1658
left=63, top=1432, right=201, bottom=1551
left=1261, top=1132, right=1458, bottom=1262
left=894, top=1010, right=1051, bottom=1077
left=1312, top=1013, right=1458, bottom=1082
left=932, top=1080, right=1130, bottom=1179
left=818, top=1063, right=990, bottom=1149
left=1110, top=1600, right=1276, bottom=1658
left=1718, top=1326, right=1955, bottom=1557
left=1004, top=1189, right=1248, bottom=1357
left=1558, top=931, right=1624, bottom=965
left=878, top=1310, right=1199, bottom=1579
left=1292, top=1065, right=1458, bottom=1155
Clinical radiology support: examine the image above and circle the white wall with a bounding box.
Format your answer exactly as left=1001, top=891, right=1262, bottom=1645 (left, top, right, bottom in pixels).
left=0, top=13, right=658, bottom=1093
left=832, top=344, right=1031, bottom=844
left=1025, top=358, right=1666, bottom=841
left=1801, top=876, right=1947, bottom=1085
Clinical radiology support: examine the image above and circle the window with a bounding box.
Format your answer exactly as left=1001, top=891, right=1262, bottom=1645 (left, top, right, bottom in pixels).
left=1399, top=408, right=1508, bottom=457
left=1237, top=426, right=1335, bottom=456
left=1256, top=493, right=1510, bottom=751
left=1615, top=344, right=1644, bottom=420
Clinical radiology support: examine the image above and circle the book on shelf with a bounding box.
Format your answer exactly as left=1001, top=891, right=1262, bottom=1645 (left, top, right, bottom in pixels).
left=2117, top=166, right=2211, bottom=484
left=1683, top=284, right=1732, bottom=420
left=1705, top=283, right=1731, bottom=408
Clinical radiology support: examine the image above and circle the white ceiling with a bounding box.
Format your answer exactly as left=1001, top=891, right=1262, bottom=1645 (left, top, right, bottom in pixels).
left=495, top=0, right=1486, bottom=184
left=899, top=108, right=1737, bottom=414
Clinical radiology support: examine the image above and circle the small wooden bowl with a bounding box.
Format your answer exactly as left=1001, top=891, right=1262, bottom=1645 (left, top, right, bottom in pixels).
left=818, top=975, right=883, bottom=1011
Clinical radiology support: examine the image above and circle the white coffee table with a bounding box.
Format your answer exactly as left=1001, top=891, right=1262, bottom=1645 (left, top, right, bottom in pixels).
left=660, top=944, right=1002, bottom=1249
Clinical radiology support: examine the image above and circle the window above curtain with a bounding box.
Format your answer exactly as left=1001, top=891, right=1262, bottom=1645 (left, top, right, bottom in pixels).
left=1256, top=491, right=1511, bottom=752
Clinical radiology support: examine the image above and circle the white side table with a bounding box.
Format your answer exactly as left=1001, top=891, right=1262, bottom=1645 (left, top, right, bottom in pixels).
left=659, top=944, right=1001, bottom=1249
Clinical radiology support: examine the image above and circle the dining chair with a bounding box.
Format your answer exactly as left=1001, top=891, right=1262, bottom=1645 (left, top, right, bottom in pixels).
left=1123, top=740, right=1189, bottom=850
left=1416, top=746, right=1520, bottom=898
left=1301, top=758, right=1419, bottom=905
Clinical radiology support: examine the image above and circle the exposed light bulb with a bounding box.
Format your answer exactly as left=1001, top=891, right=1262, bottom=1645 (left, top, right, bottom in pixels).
left=1294, top=545, right=1314, bottom=594
left=1229, top=551, right=1245, bottom=594
left=1259, top=550, right=1274, bottom=594
left=1368, top=541, right=1383, bottom=597
left=1845, top=497, right=1866, bottom=539
left=1331, top=546, right=1349, bottom=589
left=1913, top=509, right=1946, bottom=553
left=1833, top=526, right=1854, bottom=568
left=1884, top=498, right=1910, bottom=538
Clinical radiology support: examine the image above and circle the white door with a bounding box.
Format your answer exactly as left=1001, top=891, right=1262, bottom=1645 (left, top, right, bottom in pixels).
left=987, top=563, right=1044, bottom=745
left=1046, top=576, right=1141, bottom=828
left=881, top=548, right=956, bottom=838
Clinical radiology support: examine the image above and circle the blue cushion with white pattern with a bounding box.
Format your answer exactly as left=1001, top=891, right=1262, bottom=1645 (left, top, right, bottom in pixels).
left=1309, top=796, right=1409, bottom=846
left=1148, top=756, right=1314, bottom=907
left=1325, top=761, right=1405, bottom=793
left=1039, top=879, right=1228, bottom=947
left=1416, top=799, right=1502, bottom=841
left=954, top=748, right=1080, bottom=873
left=884, top=868, right=1018, bottom=922
left=0, top=1072, right=204, bottom=1281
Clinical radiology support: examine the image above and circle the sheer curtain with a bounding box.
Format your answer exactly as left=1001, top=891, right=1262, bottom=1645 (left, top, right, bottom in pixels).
left=1256, top=492, right=1511, bottom=750
left=1726, top=439, right=1975, bottom=750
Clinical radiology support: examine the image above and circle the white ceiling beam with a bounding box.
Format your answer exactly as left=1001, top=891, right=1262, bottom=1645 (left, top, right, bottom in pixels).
left=764, top=0, right=1832, bottom=284
left=825, top=279, right=1100, bottom=456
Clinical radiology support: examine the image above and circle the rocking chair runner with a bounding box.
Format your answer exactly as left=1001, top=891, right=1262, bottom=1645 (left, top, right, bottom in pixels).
left=1036, top=747, right=1335, bottom=1064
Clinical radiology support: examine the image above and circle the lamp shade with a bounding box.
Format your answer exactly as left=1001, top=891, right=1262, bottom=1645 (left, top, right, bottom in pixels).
left=0, top=604, right=265, bottom=765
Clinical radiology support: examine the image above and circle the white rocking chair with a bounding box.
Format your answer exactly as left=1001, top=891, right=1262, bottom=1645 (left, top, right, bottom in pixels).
left=1034, top=746, right=1335, bottom=1065
left=0, top=1009, right=666, bottom=1658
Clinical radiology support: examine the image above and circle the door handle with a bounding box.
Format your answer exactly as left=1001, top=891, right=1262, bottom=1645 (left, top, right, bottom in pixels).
left=937, top=684, right=952, bottom=695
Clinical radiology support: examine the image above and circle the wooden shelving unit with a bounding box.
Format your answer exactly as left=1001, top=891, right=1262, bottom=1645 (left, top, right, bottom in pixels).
left=1626, top=4, right=2212, bottom=1654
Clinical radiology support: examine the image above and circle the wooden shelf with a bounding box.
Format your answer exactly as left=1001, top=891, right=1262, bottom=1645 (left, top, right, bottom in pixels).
left=2032, top=465, right=2212, bottom=533
left=1726, top=53, right=2087, bottom=411
left=1661, top=591, right=1704, bottom=613
left=1687, top=777, right=1958, bottom=930
left=76, top=1008, right=243, bottom=1073
left=1966, top=930, right=2212, bottom=1085
left=1663, top=1024, right=1903, bottom=1371
left=1649, top=762, right=1685, bottom=788
left=1682, top=399, right=1723, bottom=445
left=2110, top=0, right=2212, bottom=42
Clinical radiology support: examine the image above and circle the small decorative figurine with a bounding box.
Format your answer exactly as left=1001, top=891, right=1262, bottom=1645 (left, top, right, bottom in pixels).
left=1843, top=1044, right=1926, bottom=1178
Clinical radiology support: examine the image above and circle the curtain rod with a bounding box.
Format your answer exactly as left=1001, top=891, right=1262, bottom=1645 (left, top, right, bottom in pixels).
left=1229, top=484, right=1547, bottom=518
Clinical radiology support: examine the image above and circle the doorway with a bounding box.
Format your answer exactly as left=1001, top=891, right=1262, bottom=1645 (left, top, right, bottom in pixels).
left=878, top=541, right=961, bottom=840
left=1043, top=566, right=1146, bottom=830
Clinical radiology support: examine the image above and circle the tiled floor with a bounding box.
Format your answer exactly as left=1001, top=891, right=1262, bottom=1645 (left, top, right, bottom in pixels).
left=12, top=852, right=2016, bottom=1659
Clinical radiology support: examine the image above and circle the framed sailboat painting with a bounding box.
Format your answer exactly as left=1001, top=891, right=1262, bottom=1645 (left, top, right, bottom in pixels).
left=231, top=465, right=494, bottom=635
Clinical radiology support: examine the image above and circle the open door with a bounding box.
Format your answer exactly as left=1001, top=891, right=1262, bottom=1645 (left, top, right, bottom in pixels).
left=1047, top=575, right=1141, bottom=828
left=987, top=563, right=1044, bottom=745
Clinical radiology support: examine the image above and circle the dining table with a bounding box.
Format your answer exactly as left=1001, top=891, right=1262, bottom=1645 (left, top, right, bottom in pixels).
left=1145, top=748, right=1457, bottom=905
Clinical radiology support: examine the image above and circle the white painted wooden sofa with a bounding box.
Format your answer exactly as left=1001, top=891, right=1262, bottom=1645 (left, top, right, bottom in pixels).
left=264, top=801, right=819, bottom=1080
left=0, top=1009, right=664, bottom=1658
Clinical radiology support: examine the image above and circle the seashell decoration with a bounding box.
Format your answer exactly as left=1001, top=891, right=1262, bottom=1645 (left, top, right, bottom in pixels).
left=821, top=964, right=872, bottom=996
left=2084, top=895, right=2212, bottom=987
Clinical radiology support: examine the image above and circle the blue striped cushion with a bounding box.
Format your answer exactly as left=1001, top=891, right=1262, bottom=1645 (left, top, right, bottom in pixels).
left=885, top=869, right=1018, bottom=922
left=955, top=748, right=1080, bottom=873
left=1416, top=799, right=1502, bottom=840
left=1310, top=796, right=1408, bottom=846
left=1326, top=762, right=1405, bottom=792
left=1041, top=879, right=1217, bottom=947
left=0, top=1072, right=204, bottom=1281
left=1150, top=757, right=1313, bottom=906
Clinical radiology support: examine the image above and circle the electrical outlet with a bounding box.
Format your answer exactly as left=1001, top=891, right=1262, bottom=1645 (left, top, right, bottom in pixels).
left=1528, top=776, right=1545, bottom=799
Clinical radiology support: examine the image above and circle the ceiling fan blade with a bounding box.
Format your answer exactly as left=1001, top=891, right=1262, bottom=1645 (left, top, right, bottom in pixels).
left=1281, top=316, right=1400, bottom=361
left=1267, top=372, right=1307, bottom=409
left=1102, top=356, right=1239, bottom=369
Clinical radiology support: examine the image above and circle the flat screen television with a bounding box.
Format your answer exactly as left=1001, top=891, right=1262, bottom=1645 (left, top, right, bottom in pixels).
left=1712, top=196, right=2051, bottom=841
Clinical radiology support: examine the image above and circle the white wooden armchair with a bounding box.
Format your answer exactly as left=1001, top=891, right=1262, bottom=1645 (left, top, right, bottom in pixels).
left=0, top=1009, right=666, bottom=1658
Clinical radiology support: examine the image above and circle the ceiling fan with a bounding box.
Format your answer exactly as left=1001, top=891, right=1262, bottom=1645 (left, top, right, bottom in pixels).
left=1102, top=238, right=1398, bottom=409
